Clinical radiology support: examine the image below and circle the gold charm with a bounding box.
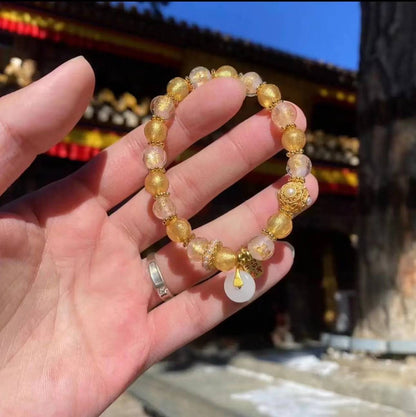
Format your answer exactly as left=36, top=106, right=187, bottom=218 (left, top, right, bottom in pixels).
left=233, top=268, right=244, bottom=289
left=237, top=248, right=263, bottom=278
left=278, top=181, right=310, bottom=217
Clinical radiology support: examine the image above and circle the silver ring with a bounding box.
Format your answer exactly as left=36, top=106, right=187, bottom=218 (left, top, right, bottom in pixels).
left=147, top=253, right=174, bottom=302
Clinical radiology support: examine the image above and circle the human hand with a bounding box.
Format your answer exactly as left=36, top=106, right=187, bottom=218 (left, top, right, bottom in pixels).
left=0, top=57, right=318, bottom=417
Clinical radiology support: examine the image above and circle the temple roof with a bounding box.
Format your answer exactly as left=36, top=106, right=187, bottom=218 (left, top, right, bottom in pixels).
left=10, top=1, right=357, bottom=89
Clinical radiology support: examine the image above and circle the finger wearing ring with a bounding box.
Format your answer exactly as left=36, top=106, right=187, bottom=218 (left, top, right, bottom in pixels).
left=147, top=253, right=174, bottom=302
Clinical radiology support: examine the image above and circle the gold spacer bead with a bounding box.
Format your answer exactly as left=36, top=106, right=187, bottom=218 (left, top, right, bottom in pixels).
left=266, top=99, right=281, bottom=111
left=149, top=167, right=166, bottom=174
left=280, top=209, right=294, bottom=219
left=262, top=228, right=277, bottom=241
left=290, top=177, right=306, bottom=184
left=148, top=141, right=165, bottom=147
left=209, top=242, right=222, bottom=270
left=152, top=115, right=165, bottom=122
left=202, top=240, right=223, bottom=271
left=256, top=81, right=267, bottom=96
left=286, top=149, right=304, bottom=158
left=182, top=233, right=196, bottom=248
left=154, top=191, right=170, bottom=199
left=184, top=76, right=194, bottom=92
left=284, top=123, right=297, bottom=130
left=166, top=93, right=180, bottom=105
left=210, top=68, right=217, bottom=77
left=268, top=98, right=284, bottom=111
left=163, top=215, right=178, bottom=225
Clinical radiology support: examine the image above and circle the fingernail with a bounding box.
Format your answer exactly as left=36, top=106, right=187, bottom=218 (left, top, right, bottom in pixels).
left=70, top=55, right=86, bottom=61
left=39, top=56, right=88, bottom=82
left=281, top=241, right=295, bottom=258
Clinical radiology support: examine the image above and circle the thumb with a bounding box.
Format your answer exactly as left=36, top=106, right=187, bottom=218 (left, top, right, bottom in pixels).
left=0, top=56, right=95, bottom=196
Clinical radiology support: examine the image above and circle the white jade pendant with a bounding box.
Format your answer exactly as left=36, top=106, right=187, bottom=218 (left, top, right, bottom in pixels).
left=224, top=270, right=256, bottom=303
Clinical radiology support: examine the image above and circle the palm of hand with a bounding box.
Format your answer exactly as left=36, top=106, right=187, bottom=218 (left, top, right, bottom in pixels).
left=0, top=58, right=317, bottom=417
left=1, top=189, right=152, bottom=416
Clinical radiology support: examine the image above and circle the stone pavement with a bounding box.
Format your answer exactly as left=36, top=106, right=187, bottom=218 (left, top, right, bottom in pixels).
left=238, top=349, right=416, bottom=412
left=99, top=347, right=416, bottom=417
left=99, top=392, right=151, bottom=417
left=127, top=352, right=416, bottom=417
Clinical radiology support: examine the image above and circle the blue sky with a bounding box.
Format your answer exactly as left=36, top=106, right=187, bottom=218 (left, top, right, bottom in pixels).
left=118, top=2, right=361, bottom=71
left=123, top=2, right=360, bottom=71
left=161, top=2, right=360, bottom=71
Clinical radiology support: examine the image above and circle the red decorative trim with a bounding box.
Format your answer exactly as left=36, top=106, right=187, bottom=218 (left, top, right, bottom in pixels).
left=46, top=143, right=101, bottom=162
left=0, top=16, right=180, bottom=67
left=46, top=142, right=357, bottom=196
left=246, top=170, right=357, bottom=196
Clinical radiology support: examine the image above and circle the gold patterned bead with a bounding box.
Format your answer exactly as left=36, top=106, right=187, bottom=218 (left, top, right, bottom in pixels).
left=266, top=212, right=293, bottom=239
left=167, top=77, right=190, bottom=102
left=278, top=181, right=311, bottom=216
left=257, top=83, right=281, bottom=108
left=144, top=118, right=168, bottom=145
left=281, top=126, right=306, bottom=152
left=166, top=217, right=192, bottom=243
left=214, top=247, right=238, bottom=271
left=214, top=65, right=238, bottom=78
left=144, top=170, right=169, bottom=196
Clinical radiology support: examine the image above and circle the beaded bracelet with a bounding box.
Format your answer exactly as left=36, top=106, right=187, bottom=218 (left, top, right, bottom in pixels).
left=143, top=65, right=312, bottom=303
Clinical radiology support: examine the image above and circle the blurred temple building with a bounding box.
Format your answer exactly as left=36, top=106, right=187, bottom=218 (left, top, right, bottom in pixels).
left=0, top=2, right=359, bottom=347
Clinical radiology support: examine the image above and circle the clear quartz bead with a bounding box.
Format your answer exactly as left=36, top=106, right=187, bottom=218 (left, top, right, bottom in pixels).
left=286, top=154, right=312, bottom=178
left=152, top=196, right=176, bottom=220
left=241, top=72, right=262, bottom=97
left=143, top=145, right=167, bottom=169
left=189, top=66, right=212, bottom=88
left=224, top=270, right=256, bottom=303
left=271, top=101, right=297, bottom=129
left=150, top=95, right=175, bottom=119
left=247, top=235, right=275, bottom=261
left=187, top=237, right=209, bottom=261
